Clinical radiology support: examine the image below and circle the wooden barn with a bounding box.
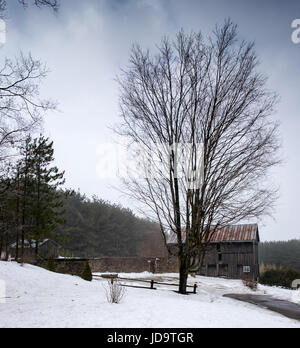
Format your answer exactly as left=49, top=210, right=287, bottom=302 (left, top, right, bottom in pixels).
left=167, top=224, right=260, bottom=281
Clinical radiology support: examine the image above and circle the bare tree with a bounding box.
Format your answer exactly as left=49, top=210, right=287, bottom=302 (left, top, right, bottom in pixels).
left=0, top=54, right=56, bottom=163
left=115, top=20, right=280, bottom=294
left=0, top=0, right=58, bottom=162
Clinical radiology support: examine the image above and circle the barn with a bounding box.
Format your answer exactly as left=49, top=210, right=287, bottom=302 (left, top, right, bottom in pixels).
left=167, top=224, right=260, bottom=281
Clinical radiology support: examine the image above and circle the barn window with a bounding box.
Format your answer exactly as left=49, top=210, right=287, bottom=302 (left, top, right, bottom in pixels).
left=243, top=266, right=251, bottom=273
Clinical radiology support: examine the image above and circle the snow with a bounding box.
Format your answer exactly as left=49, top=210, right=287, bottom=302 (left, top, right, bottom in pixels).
left=0, top=261, right=299, bottom=328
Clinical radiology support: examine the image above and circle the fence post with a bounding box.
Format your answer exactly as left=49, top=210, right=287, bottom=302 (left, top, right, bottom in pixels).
left=193, top=284, right=198, bottom=294
left=150, top=280, right=155, bottom=289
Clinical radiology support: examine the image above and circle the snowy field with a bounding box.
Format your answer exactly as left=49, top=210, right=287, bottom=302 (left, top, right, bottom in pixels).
left=0, top=262, right=299, bottom=328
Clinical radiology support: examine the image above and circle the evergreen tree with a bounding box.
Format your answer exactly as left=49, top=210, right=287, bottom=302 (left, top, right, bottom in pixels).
left=8, top=135, right=66, bottom=262
left=18, top=136, right=36, bottom=262
left=81, top=260, right=93, bottom=282
left=29, top=135, right=65, bottom=256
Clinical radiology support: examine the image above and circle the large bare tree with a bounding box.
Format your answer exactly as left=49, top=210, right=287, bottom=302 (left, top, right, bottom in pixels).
left=115, top=20, right=280, bottom=294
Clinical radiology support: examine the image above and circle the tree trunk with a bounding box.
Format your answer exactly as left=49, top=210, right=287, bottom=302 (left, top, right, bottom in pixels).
left=35, top=241, right=39, bottom=259
left=16, top=168, right=20, bottom=261
left=5, top=234, right=9, bottom=261
left=15, top=228, right=19, bottom=261
left=179, top=256, right=189, bottom=294
left=0, top=232, right=3, bottom=260
left=21, top=229, right=24, bottom=264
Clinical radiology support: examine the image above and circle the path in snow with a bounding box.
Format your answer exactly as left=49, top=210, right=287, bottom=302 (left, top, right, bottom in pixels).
left=223, top=294, right=300, bottom=322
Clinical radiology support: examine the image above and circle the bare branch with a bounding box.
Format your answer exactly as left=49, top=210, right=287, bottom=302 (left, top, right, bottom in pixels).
left=0, top=53, right=56, bottom=162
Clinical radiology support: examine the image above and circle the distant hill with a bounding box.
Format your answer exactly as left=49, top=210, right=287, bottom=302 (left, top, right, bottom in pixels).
left=259, top=239, right=300, bottom=271
left=54, top=191, right=166, bottom=258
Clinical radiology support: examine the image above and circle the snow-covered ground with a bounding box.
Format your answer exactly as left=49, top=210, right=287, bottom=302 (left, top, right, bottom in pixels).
left=0, top=261, right=299, bottom=328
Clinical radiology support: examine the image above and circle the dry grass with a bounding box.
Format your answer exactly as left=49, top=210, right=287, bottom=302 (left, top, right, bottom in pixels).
left=242, top=277, right=258, bottom=291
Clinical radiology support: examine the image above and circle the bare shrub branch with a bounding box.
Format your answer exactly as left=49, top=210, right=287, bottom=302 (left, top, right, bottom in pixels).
left=103, top=279, right=126, bottom=304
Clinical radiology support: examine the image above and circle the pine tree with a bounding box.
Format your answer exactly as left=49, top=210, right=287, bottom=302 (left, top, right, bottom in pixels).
left=81, top=260, right=93, bottom=281
left=18, top=137, right=35, bottom=262
left=30, top=135, right=65, bottom=257
left=12, top=135, right=66, bottom=262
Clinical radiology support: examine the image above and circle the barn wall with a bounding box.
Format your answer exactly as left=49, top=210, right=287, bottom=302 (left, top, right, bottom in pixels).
left=199, top=242, right=259, bottom=280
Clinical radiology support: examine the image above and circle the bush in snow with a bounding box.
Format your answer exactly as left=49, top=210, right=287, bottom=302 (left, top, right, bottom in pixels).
left=103, top=279, right=126, bottom=304
left=81, top=261, right=93, bottom=282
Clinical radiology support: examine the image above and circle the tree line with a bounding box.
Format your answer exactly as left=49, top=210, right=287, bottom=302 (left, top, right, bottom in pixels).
left=0, top=137, right=167, bottom=261
left=55, top=191, right=165, bottom=258
left=259, top=239, right=300, bottom=271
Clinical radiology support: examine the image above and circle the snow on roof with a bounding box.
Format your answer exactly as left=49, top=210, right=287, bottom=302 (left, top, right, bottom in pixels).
left=10, top=239, right=58, bottom=249
left=167, top=224, right=259, bottom=244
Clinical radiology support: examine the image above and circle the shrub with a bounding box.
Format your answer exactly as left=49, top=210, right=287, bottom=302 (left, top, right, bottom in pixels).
left=242, top=278, right=258, bottom=291
left=259, top=268, right=300, bottom=289
left=103, top=279, right=126, bottom=304
left=81, top=260, right=93, bottom=282
left=47, top=256, right=56, bottom=273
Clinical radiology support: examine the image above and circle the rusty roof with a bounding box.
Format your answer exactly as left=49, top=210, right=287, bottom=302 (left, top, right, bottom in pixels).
left=167, top=224, right=259, bottom=244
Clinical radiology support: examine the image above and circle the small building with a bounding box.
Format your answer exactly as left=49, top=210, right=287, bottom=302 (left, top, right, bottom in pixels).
left=167, top=224, right=260, bottom=281
left=9, top=239, right=61, bottom=260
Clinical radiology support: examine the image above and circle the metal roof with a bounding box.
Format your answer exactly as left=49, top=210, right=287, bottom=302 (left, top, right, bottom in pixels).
left=167, top=224, right=259, bottom=244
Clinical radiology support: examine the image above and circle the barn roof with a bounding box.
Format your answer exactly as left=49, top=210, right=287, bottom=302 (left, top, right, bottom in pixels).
left=167, top=224, right=259, bottom=244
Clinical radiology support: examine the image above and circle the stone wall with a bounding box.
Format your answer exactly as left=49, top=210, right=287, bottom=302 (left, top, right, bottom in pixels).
left=37, top=256, right=179, bottom=276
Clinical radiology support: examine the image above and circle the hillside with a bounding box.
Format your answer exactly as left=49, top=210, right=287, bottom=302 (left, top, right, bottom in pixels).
left=54, top=191, right=166, bottom=258
left=1, top=262, right=299, bottom=328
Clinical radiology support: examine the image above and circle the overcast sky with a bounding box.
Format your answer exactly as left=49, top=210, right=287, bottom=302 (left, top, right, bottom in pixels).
left=2, top=0, right=300, bottom=241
